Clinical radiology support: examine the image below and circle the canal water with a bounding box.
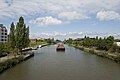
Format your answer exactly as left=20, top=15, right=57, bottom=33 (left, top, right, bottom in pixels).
left=0, top=45, right=120, bottom=80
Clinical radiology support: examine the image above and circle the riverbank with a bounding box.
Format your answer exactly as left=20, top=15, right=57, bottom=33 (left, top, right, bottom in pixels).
left=21, top=44, right=50, bottom=51
left=30, top=41, right=50, bottom=47
left=0, top=43, right=53, bottom=74
left=69, top=44, right=120, bottom=63
left=0, top=51, right=34, bottom=74
left=1, top=45, right=120, bottom=80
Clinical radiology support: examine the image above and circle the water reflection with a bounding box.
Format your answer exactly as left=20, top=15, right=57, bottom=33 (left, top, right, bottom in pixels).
left=56, top=50, right=65, bottom=53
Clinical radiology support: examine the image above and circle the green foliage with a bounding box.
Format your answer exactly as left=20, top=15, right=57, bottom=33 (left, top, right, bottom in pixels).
left=9, top=22, right=15, bottom=49
left=0, top=43, right=11, bottom=57
left=97, top=36, right=114, bottom=51
left=30, top=38, right=56, bottom=46
left=44, top=38, right=55, bottom=44
left=0, top=43, right=6, bottom=57
left=89, top=49, right=95, bottom=54
left=17, top=56, right=24, bottom=61
left=30, top=41, right=48, bottom=46
left=55, top=39, right=61, bottom=43
left=65, top=38, right=73, bottom=44
left=9, top=16, right=30, bottom=51
left=16, top=16, right=25, bottom=49
left=82, top=37, right=96, bottom=47
left=0, top=56, right=24, bottom=73
left=65, top=36, right=115, bottom=51
left=114, top=55, right=120, bottom=62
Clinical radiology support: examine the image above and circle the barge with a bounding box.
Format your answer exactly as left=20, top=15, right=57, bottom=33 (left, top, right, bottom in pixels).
left=56, top=44, right=65, bottom=51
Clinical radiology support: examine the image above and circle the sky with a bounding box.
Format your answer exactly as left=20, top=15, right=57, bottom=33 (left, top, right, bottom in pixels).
left=0, top=0, right=120, bottom=40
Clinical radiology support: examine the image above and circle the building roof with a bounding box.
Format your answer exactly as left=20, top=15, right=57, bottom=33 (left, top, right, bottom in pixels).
left=0, top=24, right=7, bottom=29
left=0, top=24, right=3, bottom=27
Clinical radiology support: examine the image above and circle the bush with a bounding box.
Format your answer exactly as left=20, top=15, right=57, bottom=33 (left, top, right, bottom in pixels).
left=0, top=62, right=5, bottom=73
left=79, top=47, right=84, bottom=51
left=89, top=49, right=95, bottom=54
left=17, top=56, right=24, bottom=61
left=114, top=55, right=120, bottom=63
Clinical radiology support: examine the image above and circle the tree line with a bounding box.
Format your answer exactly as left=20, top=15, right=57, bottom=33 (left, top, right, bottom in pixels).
left=35, top=38, right=55, bottom=44
left=65, top=36, right=120, bottom=53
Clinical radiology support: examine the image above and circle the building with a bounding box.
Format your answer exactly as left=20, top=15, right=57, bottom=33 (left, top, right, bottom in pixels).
left=116, top=42, right=120, bottom=46
left=0, top=24, right=8, bottom=42
left=114, top=42, right=120, bottom=47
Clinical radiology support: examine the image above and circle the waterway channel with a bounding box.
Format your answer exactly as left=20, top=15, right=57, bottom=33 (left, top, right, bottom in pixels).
left=0, top=45, right=120, bottom=80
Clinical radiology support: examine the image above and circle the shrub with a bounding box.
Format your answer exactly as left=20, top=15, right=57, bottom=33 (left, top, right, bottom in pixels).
left=114, top=55, right=120, bottom=63
left=89, top=49, right=95, bottom=54
left=17, top=56, right=24, bottom=61
left=79, top=47, right=84, bottom=51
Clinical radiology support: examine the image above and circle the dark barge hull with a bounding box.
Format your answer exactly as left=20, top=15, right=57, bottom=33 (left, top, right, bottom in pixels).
left=56, top=48, right=65, bottom=51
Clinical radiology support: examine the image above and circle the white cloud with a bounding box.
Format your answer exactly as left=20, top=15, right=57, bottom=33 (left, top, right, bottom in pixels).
left=30, top=32, right=120, bottom=40
left=29, top=16, right=62, bottom=26
left=58, top=11, right=90, bottom=21
left=0, top=0, right=120, bottom=22
left=97, top=11, right=120, bottom=21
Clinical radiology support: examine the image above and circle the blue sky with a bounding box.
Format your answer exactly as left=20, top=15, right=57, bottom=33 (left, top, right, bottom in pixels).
left=0, top=0, right=120, bottom=40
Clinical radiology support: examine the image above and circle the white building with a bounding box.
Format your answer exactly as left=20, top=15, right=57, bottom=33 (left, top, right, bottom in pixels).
left=0, top=24, right=8, bottom=42
left=116, top=42, right=120, bottom=46
left=114, top=42, right=120, bottom=47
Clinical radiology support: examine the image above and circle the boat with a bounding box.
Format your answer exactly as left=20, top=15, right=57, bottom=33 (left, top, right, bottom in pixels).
left=32, top=46, right=38, bottom=50
left=39, top=45, right=42, bottom=48
left=56, top=44, right=65, bottom=51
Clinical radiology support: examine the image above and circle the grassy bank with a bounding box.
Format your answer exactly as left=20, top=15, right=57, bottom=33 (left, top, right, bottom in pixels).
left=0, top=56, right=24, bottom=73
left=0, top=52, right=34, bottom=74
left=70, top=44, right=120, bottom=63
left=30, top=41, right=49, bottom=46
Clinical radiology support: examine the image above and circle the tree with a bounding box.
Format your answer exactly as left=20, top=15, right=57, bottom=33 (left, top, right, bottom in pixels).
left=105, top=36, right=114, bottom=51
left=97, top=36, right=114, bottom=51
left=9, top=22, right=15, bottom=49
left=96, top=36, right=98, bottom=40
left=23, top=26, right=30, bottom=48
left=9, top=16, right=30, bottom=51
left=15, top=16, right=30, bottom=50
left=84, top=36, right=87, bottom=39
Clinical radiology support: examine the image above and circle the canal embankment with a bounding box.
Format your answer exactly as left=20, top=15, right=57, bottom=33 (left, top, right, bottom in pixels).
left=0, top=50, right=34, bottom=74
left=0, top=43, right=52, bottom=74
left=69, top=44, right=120, bottom=63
